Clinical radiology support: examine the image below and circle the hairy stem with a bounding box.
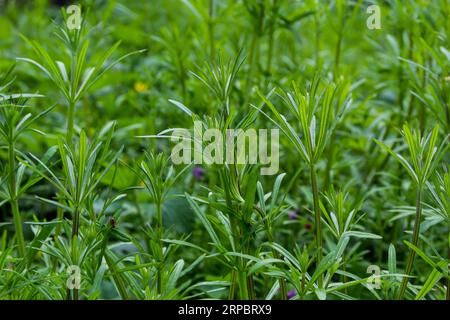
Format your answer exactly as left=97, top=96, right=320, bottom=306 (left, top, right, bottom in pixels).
left=398, top=188, right=422, bottom=299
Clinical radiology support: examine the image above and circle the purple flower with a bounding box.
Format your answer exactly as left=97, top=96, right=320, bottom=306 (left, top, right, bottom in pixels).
left=287, top=289, right=297, bottom=299
left=192, top=166, right=205, bottom=181
left=287, top=210, right=299, bottom=220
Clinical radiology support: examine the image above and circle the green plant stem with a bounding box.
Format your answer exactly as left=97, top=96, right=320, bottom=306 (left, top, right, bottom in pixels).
left=447, top=254, right=450, bottom=300
left=71, top=206, right=80, bottom=238
left=342, top=253, right=347, bottom=294
left=228, top=269, right=237, bottom=299
left=246, top=273, right=255, bottom=300
left=334, top=24, right=343, bottom=80
left=314, top=12, right=321, bottom=68
left=243, top=242, right=255, bottom=300
left=245, top=2, right=264, bottom=97
left=70, top=206, right=80, bottom=300
left=11, top=196, right=25, bottom=258
left=265, top=0, right=278, bottom=81
left=9, top=140, right=25, bottom=258
left=54, top=206, right=64, bottom=238
left=310, top=164, right=323, bottom=287
left=237, top=264, right=249, bottom=300
left=398, top=188, right=422, bottom=299
left=447, top=227, right=450, bottom=300
left=235, top=226, right=249, bottom=300
left=156, top=201, right=163, bottom=295
left=324, top=143, right=334, bottom=187
left=97, top=232, right=128, bottom=299
left=208, top=0, right=215, bottom=60
left=67, top=100, right=75, bottom=144
left=266, top=226, right=287, bottom=299
left=300, top=269, right=306, bottom=300
left=105, top=249, right=129, bottom=299
left=230, top=216, right=249, bottom=300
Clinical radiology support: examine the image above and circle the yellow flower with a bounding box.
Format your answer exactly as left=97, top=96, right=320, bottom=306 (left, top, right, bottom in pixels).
left=134, top=81, right=148, bottom=93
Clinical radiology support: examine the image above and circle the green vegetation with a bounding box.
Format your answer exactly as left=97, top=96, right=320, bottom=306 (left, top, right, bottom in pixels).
left=0, top=0, right=448, bottom=300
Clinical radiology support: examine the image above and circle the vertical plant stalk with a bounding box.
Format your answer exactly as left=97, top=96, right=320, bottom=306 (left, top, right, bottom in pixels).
left=300, top=268, right=306, bottom=299
left=324, top=143, right=334, bottom=187
left=231, top=217, right=249, bottom=300
left=246, top=274, right=255, bottom=300
left=333, top=23, right=343, bottom=80
left=9, top=140, right=26, bottom=258
left=66, top=99, right=78, bottom=300
left=67, top=100, right=76, bottom=144
left=221, top=166, right=251, bottom=300
left=447, top=224, right=450, bottom=300
left=156, top=201, right=163, bottom=295
left=70, top=206, right=80, bottom=300
left=265, top=0, right=278, bottom=81
left=342, top=254, right=348, bottom=294
left=243, top=241, right=255, bottom=300
left=208, top=0, right=215, bottom=60
left=310, top=164, right=323, bottom=287
left=54, top=206, right=64, bottom=238
left=398, top=188, right=422, bottom=299
left=265, top=223, right=287, bottom=299
left=228, top=269, right=237, bottom=299
left=71, top=206, right=80, bottom=239
left=245, top=2, right=264, bottom=97
left=237, top=263, right=249, bottom=299
left=314, top=11, right=321, bottom=68
left=105, top=249, right=129, bottom=299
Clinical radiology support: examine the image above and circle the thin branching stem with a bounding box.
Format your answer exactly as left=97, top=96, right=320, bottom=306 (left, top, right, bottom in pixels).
left=261, top=212, right=287, bottom=299
left=208, top=0, right=215, bottom=60
left=398, top=187, right=423, bottom=299
left=70, top=205, right=80, bottom=300
left=67, top=100, right=76, bottom=144
left=156, top=201, right=163, bottom=295
left=447, top=224, right=450, bottom=300
left=9, top=139, right=25, bottom=258
left=310, top=163, right=323, bottom=287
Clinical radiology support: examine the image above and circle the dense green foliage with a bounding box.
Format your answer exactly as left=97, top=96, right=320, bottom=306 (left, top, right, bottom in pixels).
left=0, top=0, right=449, bottom=300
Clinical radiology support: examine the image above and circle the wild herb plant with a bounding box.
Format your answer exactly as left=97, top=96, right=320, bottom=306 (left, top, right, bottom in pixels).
left=426, top=167, right=450, bottom=299
left=18, top=14, right=144, bottom=143
left=257, top=77, right=352, bottom=287
left=0, top=65, right=50, bottom=258
left=376, top=124, right=448, bottom=299
left=22, top=124, right=122, bottom=299
left=0, top=0, right=449, bottom=301
left=168, top=53, right=261, bottom=300
left=126, top=151, right=190, bottom=296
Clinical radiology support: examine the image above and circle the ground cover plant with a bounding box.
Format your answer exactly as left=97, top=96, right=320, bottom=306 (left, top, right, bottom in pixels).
left=0, top=0, right=448, bottom=300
